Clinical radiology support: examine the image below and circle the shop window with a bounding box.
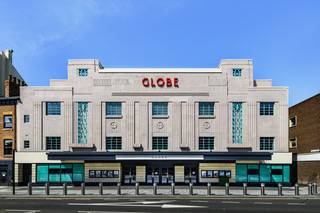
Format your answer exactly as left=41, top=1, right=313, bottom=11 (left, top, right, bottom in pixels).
left=106, top=137, right=122, bottom=150
left=152, top=102, right=168, bottom=116
left=3, top=115, right=12, bottom=129
left=152, top=137, right=168, bottom=150
left=24, top=140, right=30, bottom=149
left=247, top=164, right=259, bottom=182
left=232, top=102, right=243, bottom=144
left=260, top=137, right=274, bottom=151
left=236, top=164, right=247, bottom=182
left=289, top=116, right=297, bottom=127
left=78, top=68, right=88, bottom=77
left=199, top=102, right=214, bottom=116
left=260, top=102, right=274, bottom=115
left=37, top=164, right=49, bottom=182
left=46, top=102, right=61, bottom=115
left=24, top=115, right=30, bottom=123
left=3, top=139, right=13, bottom=155
left=260, top=164, right=271, bottom=183
left=46, top=137, right=61, bottom=150
left=78, top=102, right=88, bottom=144
left=232, top=68, right=242, bottom=77
left=106, top=102, right=122, bottom=116
left=199, top=137, right=214, bottom=150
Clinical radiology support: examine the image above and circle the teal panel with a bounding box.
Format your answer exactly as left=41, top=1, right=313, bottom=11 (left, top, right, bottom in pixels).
left=73, top=164, right=84, bottom=182
left=49, top=174, right=60, bottom=182
left=61, top=164, right=72, bottom=169
left=37, top=164, right=48, bottom=182
left=248, top=164, right=259, bottom=169
left=260, top=165, right=271, bottom=183
left=61, top=174, right=72, bottom=182
left=271, top=165, right=282, bottom=169
left=271, top=175, right=282, bottom=182
left=248, top=175, right=259, bottom=182
left=49, top=164, right=61, bottom=169
left=283, top=165, right=290, bottom=183
left=236, top=164, right=247, bottom=182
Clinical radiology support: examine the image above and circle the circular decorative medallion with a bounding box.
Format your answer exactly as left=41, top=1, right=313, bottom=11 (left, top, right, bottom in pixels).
left=110, top=122, right=118, bottom=129
left=203, top=122, right=211, bottom=129
left=157, top=121, right=164, bottom=129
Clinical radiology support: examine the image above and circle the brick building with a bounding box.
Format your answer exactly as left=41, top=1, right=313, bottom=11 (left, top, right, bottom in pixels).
left=289, top=93, right=320, bottom=184
left=0, top=49, right=26, bottom=185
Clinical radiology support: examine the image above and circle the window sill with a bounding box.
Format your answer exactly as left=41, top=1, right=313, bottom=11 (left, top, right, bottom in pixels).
left=199, top=115, right=215, bottom=119
left=2, top=128, right=13, bottom=131
left=152, top=115, right=169, bottom=119
left=106, top=115, right=123, bottom=119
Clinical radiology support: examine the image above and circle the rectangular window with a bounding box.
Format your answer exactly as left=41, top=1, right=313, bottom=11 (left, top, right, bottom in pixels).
left=199, top=102, right=214, bottom=116
left=152, top=137, right=168, bottom=150
left=152, top=102, right=168, bottom=116
left=232, top=68, right=242, bottom=77
left=24, top=140, right=30, bottom=149
left=106, top=102, right=122, bottom=116
left=24, top=115, right=30, bottom=123
left=78, top=102, right=88, bottom=144
left=3, top=115, right=13, bottom=128
left=260, top=137, right=274, bottom=151
left=106, top=137, right=122, bottom=150
left=289, top=116, right=297, bottom=127
left=46, top=102, right=61, bottom=115
left=260, top=102, right=274, bottom=115
left=232, top=102, right=243, bottom=144
left=199, top=137, right=214, bottom=150
left=78, top=68, right=88, bottom=76
left=46, top=137, right=61, bottom=150
left=289, top=138, right=297, bottom=148
left=4, top=139, right=13, bottom=155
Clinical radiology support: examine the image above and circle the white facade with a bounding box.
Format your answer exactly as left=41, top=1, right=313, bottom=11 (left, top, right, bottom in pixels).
left=15, top=59, right=291, bottom=184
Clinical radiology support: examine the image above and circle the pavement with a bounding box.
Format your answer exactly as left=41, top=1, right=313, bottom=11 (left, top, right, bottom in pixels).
left=1, top=197, right=320, bottom=213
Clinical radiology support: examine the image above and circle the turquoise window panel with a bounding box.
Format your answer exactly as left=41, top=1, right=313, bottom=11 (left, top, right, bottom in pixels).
left=248, top=164, right=258, bottom=169
left=260, top=165, right=271, bottom=183
left=49, top=174, right=60, bottom=182
left=236, top=164, right=247, bottom=182
left=283, top=165, right=290, bottom=183
left=232, top=102, right=243, bottom=144
left=37, top=165, right=48, bottom=182
left=78, top=102, right=88, bottom=144
left=73, top=164, right=84, bottom=182
left=248, top=175, right=259, bottom=182
left=61, top=174, right=72, bottom=182
left=232, top=68, right=242, bottom=77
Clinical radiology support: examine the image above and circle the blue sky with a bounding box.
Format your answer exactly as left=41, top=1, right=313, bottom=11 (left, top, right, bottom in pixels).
left=0, top=0, right=319, bottom=106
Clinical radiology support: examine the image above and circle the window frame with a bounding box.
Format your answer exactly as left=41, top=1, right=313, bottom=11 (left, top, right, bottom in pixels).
left=24, top=115, right=30, bottom=123
left=152, top=137, right=168, bottom=150
left=3, top=139, right=13, bottom=155
left=46, top=102, right=61, bottom=116
left=260, top=102, right=275, bottom=116
left=3, top=115, right=13, bottom=129
left=289, top=137, right=297, bottom=149
left=78, top=68, right=88, bottom=77
left=24, top=140, right=30, bottom=149
left=46, top=136, right=61, bottom=150
left=106, top=102, right=122, bottom=117
left=199, top=137, right=214, bottom=150
left=199, top=102, right=215, bottom=117
left=232, top=68, right=242, bottom=77
left=289, top=116, right=297, bottom=128
left=260, top=137, right=274, bottom=151
left=152, top=102, right=168, bottom=117
left=106, top=137, right=122, bottom=150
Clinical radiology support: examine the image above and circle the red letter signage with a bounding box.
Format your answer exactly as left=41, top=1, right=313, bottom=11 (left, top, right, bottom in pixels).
left=142, top=77, right=179, bottom=88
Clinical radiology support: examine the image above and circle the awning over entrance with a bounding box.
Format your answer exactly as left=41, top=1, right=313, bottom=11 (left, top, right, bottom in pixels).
left=47, top=151, right=272, bottom=161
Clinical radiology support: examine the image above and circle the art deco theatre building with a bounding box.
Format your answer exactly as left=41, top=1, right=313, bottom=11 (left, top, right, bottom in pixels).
left=15, top=59, right=291, bottom=185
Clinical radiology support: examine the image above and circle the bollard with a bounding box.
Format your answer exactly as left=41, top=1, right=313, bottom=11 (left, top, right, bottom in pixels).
left=189, top=182, right=193, bottom=195
left=294, top=183, right=299, bottom=196
left=260, top=183, right=265, bottom=196
left=243, top=183, right=247, bottom=196
left=117, top=182, right=121, bottom=195
left=153, top=182, right=157, bottom=195
left=207, top=182, right=211, bottom=195
left=313, top=183, right=318, bottom=194
left=278, top=183, right=282, bottom=196
left=45, top=182, right=50, bottom=195
left=99, top=182, right=103, bottom=195
left=225, top=182, right=230, bottom=196
left=308, top=183, right=313, bottom=195
left=135, top=182, right=139, bottom=195
left=28, top=182, right=32, bottom=195
left=81, top=182, right=85, bottom=195
left=171, top=182, right=175, bottom=195
left=63, top=183, right=67, bottom=195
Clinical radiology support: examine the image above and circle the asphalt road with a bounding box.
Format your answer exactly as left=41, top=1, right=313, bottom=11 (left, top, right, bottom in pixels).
left=1, top=197, right=320, bottom=213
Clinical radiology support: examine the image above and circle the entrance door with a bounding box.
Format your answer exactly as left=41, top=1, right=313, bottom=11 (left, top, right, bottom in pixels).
left=184, top=167, right=197, bottom=183
left=22, top=164, right=32, bottom=185
left=147, top=167, right=174, bottom=184
left=122, top=167, right=136, bottom=184
left=0, top=165, right=8, bottom=185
